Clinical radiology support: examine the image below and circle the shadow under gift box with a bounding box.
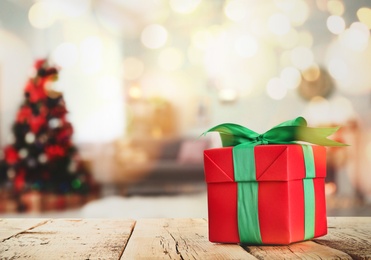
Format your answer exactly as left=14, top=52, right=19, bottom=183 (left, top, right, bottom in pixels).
left=203, top=144, right=327, bottom=245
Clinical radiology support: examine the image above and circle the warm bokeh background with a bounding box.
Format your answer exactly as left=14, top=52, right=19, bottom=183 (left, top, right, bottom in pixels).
left=0, top=0, right=370, bottom=217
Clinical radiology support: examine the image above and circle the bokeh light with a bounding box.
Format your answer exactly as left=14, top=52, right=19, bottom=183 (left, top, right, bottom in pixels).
left=28, top=0, right=90, bottom=29
left=203, top=31, right=231, bottom=78
left=357, top=7, right=371, bottom=29
left=280, top=50, right=292, bottom=67
left=315, top=0, right=327, bottom=12
left=304, top=96, right=331, bottom=125
left=298, top=31, right=314, bottom=47
left=278, top=29, right=299, bottom=49
left=304, top=95, right=354, bottom=125
left=141, top=24, right=168, bottom=49
left=55, top=0, right=90, bottom=18
left=329, top=96, right=354, bottom=123
left=280, top=66, right=301, bottom=89
left=302, top=64, right=321, bottom=82
left=158, top=47, right=184, bottom=71
left=25, top=132, right=36, bottom=144
left=49, top=118, right=61, bottom=128
left=224, top=0, right=250, bottom=22
left=38, top=153, right=48, bottom=164
left=96, top=76, right=121, bottom=101
left=268, top=13, right=291, bottom=35
left=234, top=34, right=258, bottom=58
left=218, top=88, right=238, bottom=103
left=327, top=15, right=346, bottom=35
left=266, top=77, right=287, bottom=100
left=80, top=36, right=103, bottom=74
left=123, top=57, right=144, bottom=81
left=52, top=42, right=79, bottom=68
left=340, top=22, right=370, bottom=52
left=275, top=0, right=309, bottom=26
left=187, top=45, right=203, bottom=65
left=18, top=148, right=28, bottom=159
left=192, top=29, right=213, bottom=50
left=28, top=2, right=56, bottom=29
left=328, top=58, right=348, bottom=80
left=170, top=0, right=201, bottom=14
left=326, top=32, right=371, bottom=95
left=290, top=46, right=314, bottom=70
left=327, top=0, right=345, bottom=16
left=128, top=84, right=142, bottom=99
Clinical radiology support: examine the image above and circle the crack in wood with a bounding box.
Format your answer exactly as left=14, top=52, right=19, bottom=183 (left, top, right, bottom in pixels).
left=168, top=232, right=184, bottom=260
left=1, top=219, right=51, bottom=242
left=21, top=231, right=57, bottom=235
left=118, top=220, right=136, bottom=260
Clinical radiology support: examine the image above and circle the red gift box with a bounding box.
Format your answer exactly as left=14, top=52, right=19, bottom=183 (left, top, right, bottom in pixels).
left=204, top=144, right=327, bottom=245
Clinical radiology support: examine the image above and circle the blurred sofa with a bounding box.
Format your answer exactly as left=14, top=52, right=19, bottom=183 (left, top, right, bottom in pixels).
left=78, top=137, right=211, bottom=196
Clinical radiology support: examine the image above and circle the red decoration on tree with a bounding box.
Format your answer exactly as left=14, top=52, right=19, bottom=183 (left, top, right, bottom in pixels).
left=14, top=170, right=26, bottom=192
left=29, top=115, right=46, bottom=133
left=45, top=145, right=66, bottom=159
left=16, top=106, right=33, bottom=123
left=4, top=146, right=19, bottom=165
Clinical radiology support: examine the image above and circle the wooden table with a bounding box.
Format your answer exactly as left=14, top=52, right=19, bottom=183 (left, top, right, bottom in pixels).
left=1, top=217, right=370, bottom=259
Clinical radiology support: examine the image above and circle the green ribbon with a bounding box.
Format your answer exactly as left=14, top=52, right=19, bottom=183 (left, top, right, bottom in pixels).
left=202, top=117, right=347, bottom=148
left=302, top=145, right=316, bottom=240
left=233, top=143, right=261, bottom=243
left=203, top=117, right=347, bottom=244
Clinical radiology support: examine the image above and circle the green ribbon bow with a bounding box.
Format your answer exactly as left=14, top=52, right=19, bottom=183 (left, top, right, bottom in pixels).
left=203, top=117, right=347, bottom=244
left=203, top=117, right=347, bottom=147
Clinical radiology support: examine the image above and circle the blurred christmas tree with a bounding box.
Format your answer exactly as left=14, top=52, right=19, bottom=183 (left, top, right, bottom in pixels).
left=0, top=59, right=95, bottom=201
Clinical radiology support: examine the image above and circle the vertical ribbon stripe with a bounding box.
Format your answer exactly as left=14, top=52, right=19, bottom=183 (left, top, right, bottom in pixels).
left=302, top=145, right=315, bottom=178
left=301, top=145, right=316, bottom=240
left=237, top=182, right=261, bottom=243
left=233, top=143, right=257, bottom=181
left=233, top=144, right=262, bottom=244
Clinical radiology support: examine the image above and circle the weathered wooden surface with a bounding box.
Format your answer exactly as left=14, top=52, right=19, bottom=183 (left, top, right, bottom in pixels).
left=0, top=218, right=48, bottom=241
left=244, top=241, right=352, bottom=259
left=0, top=218, right=135, bottom=259
left=122, top=218, right=255, bottom=259
left=314, top=217, right=371, bottom=260
left=0, top=217, right=370, bottom=259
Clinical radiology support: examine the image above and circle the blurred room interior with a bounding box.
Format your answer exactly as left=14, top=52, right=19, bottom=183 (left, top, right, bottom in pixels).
left=0, top=0, right=371, bottom=218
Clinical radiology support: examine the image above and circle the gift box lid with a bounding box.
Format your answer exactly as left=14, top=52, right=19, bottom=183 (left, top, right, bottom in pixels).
left=204, top=144, right=326, bottom=183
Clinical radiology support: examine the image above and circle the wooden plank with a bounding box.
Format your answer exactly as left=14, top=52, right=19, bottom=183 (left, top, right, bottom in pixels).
left=0, top=218, right=135, bottom=259
left=244, top=241, right=351, bottom=259
left=122, top=218, right=257, bottom=259
left=314, top=217, right=371, bottom=260
left=0, top=218, right=49, bottom=241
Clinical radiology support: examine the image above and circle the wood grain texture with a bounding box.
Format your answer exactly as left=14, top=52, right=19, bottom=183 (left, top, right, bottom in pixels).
left=122, top=218, right=257, bottom=259
left=0, top=218, right=135, bottom=260
left=244, top=241, right=351, bottom=259
left=314, top=217, right=371, bottom=260
left=1, top=217, right=371, bottom=259
left=0, top=218, right=48, bottom=241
